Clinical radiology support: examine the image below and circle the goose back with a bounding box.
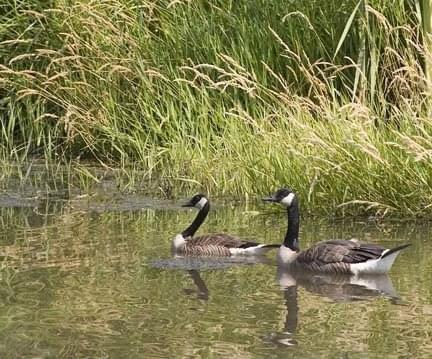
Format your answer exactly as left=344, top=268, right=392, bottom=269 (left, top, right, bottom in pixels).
left=182, top=234, right=263, bottom=256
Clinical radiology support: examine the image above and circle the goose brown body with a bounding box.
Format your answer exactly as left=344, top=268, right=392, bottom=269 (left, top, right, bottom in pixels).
left=291, top=239, right=389, bottom=274
left=180, top=234, right=269, bottom=256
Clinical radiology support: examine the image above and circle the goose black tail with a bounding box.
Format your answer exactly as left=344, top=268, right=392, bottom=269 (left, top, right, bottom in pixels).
left=381, top=243, right=411, bottom=259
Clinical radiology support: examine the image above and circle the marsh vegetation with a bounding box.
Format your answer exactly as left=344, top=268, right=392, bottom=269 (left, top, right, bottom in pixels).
left=1, top=1, right=432, bottom=215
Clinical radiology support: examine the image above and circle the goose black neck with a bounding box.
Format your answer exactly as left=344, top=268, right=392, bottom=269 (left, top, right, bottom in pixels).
left=284, top=200, right=300, bottom=251
left=182, top=202, right=210, bottom=238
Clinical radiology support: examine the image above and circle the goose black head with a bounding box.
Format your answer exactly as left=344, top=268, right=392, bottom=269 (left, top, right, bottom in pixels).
left=262, top=188, right=296, bottom=208
left=182, top=194, right=208, bottom=209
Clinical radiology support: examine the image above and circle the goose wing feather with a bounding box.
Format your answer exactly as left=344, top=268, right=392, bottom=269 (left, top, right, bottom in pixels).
left=296, top=240, right=385, bottom=265
left=188, top=234, right=259, bottom=249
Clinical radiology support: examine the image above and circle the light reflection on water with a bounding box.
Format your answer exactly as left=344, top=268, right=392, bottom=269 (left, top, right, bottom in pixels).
left=0, top=192, right=431, bottom=358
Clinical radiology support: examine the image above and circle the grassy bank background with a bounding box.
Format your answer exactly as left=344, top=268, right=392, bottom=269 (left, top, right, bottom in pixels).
left=1, top=0, right=432, bottom=216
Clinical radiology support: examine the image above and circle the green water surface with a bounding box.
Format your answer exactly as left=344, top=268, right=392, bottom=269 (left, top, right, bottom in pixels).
left=0, top=191, right=431, bottom=358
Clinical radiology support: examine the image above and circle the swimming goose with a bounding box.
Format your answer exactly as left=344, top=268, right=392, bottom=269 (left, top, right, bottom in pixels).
left=173, top=194, right=279, bottom=256
left=262, top=188, right=410, bottom=275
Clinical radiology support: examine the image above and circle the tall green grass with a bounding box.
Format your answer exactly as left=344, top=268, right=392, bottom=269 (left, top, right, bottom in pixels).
left=1, top=0, right=432, bottom=216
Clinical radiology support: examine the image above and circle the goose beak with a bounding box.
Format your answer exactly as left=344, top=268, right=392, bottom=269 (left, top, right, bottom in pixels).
left=262, top=196, right=276, bottom=203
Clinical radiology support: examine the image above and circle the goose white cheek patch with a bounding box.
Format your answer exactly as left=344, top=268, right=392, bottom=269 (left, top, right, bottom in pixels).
left=280, top=193, right=295, bottom=207
left=195, top=197, right=208, bottom=209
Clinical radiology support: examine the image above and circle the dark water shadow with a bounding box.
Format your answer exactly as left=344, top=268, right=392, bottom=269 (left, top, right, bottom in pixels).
left=267, top=269, right=399, bottom=347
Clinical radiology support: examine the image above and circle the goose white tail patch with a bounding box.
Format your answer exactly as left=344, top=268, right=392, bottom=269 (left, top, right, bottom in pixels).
left=229, top=244, right=276, bottom=256
left=350, top=251, right=401, bottom=275
left=195, top=197, right=208, bottom=210
left=281, top=193, right=295, bottom=207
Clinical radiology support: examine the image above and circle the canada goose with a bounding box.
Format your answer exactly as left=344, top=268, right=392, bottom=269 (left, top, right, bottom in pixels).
left=173, top=194, right=279, bottom=256
left=262, top=188, right=410, bottom=275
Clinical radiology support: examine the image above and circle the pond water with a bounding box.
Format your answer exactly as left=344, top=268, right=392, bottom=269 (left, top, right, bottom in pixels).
left=0, top=189, right=431, bottom=358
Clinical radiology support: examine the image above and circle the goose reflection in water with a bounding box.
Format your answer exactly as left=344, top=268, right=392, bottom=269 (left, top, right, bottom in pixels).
left=180, top=256, right=272, bottom=301
left=268, top=269, right=399, bottom=347
left=153, top=255, right=271, bottom=301
left=183, top=270, right=210, bottom=300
